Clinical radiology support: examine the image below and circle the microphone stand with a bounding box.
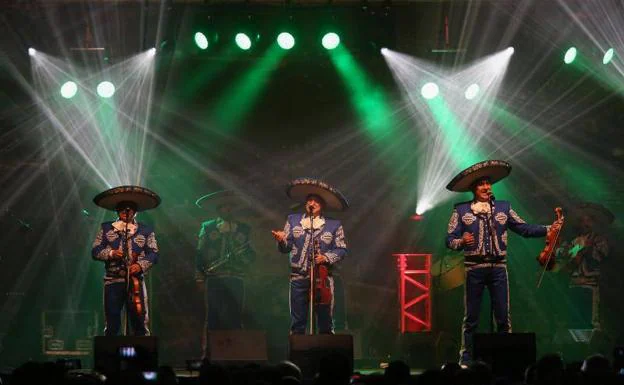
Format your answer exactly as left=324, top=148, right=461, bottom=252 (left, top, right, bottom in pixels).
left=486, top=195, right=498, bottom=334
left=308, top=207, right=316, bottom=335
left=122, top=210, right=131, bottom=336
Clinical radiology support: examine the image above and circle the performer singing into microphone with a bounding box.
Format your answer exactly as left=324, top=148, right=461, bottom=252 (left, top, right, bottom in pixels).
left=91, top=186, right=161, bottom=336
left=445, top=161, right=561, bottom=365
left=272, top=178, right=348, bottom=334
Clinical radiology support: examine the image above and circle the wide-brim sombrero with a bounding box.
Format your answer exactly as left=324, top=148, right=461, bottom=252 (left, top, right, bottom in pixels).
left=286, top=177, right=349, bottom=212
left=569, top=202, right=614, bottom=226
left=93, top=185, right=161, bottom=212
left=446, top=160, right=512, bottom=193
left=195, top=190, right=248, bottom=216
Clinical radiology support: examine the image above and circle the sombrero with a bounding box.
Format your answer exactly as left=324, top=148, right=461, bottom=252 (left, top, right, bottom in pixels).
left=570, top=202, right=614, bottom=226
left=286, top=177, right=349, bottom=212
left=93, top=185, right=161, bottom=212
left=446, top=160, right=512, bottom=193
left=195, top=190, right=248, bottom=216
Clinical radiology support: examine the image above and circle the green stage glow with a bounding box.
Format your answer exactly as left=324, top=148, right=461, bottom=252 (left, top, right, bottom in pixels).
left=235, top=33, right=252, bottom=50
left=194, top=32, right=209, bottom=50
left=60, top=81, right=78, bottom=99
left=421, top=82, right=439, bottom=99
left=603, top=48, right=614, bottom=65
left=277, top=32, right=295, bottom=50
left=564, top=47, right=577, bottom=64
left=465, top=84, right=480, bottom=100
left=329, top=46, right=394, bottom=137
left=96, top=81, right=115, bottom=98
left=322, top=33, right=340, bottom=50
left=213, top=45, right=286, bottom=129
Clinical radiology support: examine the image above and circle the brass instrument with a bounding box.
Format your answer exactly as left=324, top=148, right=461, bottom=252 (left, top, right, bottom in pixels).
left=204, top=241, right=250, bottom=274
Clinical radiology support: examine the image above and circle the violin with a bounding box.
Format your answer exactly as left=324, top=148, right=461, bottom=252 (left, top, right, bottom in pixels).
left=537, top=207, right=564, bottom=272
left=129, top=252, right=143, bottom=316
left=313, top=238, right=332, bottom=305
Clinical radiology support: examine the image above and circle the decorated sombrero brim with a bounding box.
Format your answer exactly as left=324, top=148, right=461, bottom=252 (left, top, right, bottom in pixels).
left=446, top=160, right=512, bottom=192
left=93, top=185, right=161, bottom=212
left=195, top=190, right=248, bottom=214
left=570, top=202, right=614, bottom=225
left=286, top=177, right=349, bottom=212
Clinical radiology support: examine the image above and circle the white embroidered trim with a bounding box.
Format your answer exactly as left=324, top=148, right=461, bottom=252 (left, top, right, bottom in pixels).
left=462, top=212, right=477, bottom=226
left=321, top=232, right=333, bottom=245
left=495, top=212, right=508, bottom=225
left=448, top=211, right=459, bottom=234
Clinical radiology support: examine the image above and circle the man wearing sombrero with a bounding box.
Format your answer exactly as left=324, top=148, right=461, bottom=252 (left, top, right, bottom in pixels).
left=445, top=160, right=561, bottom=365
left=195, top=190, right=256, bottom=356
left=272, top=178, right=349, bottom=334
left=91, top=186, right=161, bottom=336
left=556, top=202, right=612, bottom=330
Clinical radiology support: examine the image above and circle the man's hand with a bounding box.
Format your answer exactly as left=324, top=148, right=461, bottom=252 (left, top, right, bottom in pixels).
left=110, top=249, right=124, bottom=259
left=271, top=230, right=286, bottom=243
left=129, top=263, right=142, bottom=275
left=550, top=220, right=563, bottom=233
left=315, top=254, right=328, bottom=264
left=462, top=233, right=476, bottom=247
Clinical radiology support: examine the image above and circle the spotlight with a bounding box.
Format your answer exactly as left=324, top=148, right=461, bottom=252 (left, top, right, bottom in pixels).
left=421, top=82, right=439, bottom=100
left=415, top=201, right=433, bottom=216
left=603, top=48, right=614, bottom=65
left=322, top=33, right=340, bottom=50
left=194, top=32, right=209, bottom=50
left=147, top=48, right=156, bottom=56
left=506, top=47, right=515, bottom=55
left=277, top=32, right=295, bottom=50
left=96, top=81, right=115, bottom=98
left=380, top=47, right=389, bottom=55
left=464, top=84, right=480, bottom=100
left=564, top=47, right=577, bottom=64
left=60, top=81, right=78, bottom=99
left=235, top=33, right=252, bottom=50
left=28, top=47, right=36, bottom=56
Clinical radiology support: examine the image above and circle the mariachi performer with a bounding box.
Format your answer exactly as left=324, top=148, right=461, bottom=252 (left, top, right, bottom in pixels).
left=271, top=178, right=349, bottom=334
left=556, top=202, right=612, bottom=330
left=92, top=186, right=161, bottom=336
left=195, top=190, right=255, bottom=356
left=445, top=160, right=561, bottom=365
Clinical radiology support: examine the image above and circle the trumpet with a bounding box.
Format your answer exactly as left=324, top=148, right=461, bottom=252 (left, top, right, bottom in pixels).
left=204, top=241, right=250, bottom=273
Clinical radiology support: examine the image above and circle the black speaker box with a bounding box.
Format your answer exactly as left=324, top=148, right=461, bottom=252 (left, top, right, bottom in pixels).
left=93, top=336, right=158, bottom=376
left=474, top=333, right=536, bottom=380
left=207, top=330, right=268, bottom=363
left=289, top=334, right=354, bottom=380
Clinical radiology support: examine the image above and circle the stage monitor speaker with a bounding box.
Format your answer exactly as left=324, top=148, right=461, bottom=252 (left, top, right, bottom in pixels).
left=207, top=330, right=268, bottom=363
left=289, top=334, right=354, bottom=380
left=474, top=333, right=536, bottom=380
left=94, top=336, right=158, bottom=376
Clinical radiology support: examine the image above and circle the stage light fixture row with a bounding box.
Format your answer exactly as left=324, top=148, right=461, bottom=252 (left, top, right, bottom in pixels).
left=57, top=81, right=118, bottom=99
left=562, top=46, right=617, bottom=65
left=416, top=82, right=484, bottom=100
left=193, top=31, right=341, bottom=50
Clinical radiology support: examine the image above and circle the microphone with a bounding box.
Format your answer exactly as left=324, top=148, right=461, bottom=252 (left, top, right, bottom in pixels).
left=489, top=193, right=496, bottom=203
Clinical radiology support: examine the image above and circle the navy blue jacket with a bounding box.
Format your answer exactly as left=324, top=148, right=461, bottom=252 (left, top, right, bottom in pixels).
left=92, top=221, right=159, bottom=284
left=446, top=200, right=546, bottom=262
left=278, top=213, right=348, bottom=280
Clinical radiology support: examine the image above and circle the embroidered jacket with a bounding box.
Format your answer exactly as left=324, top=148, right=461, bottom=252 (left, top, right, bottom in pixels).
left=278, top=213, right=348, bottom=280
left=196, top=218, right=255, bottom=278
left=557, top=232, right=608, bottom=286
left=92, top=221, right=159, bottom=284
left=446, top=200, right=547, bottom=264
